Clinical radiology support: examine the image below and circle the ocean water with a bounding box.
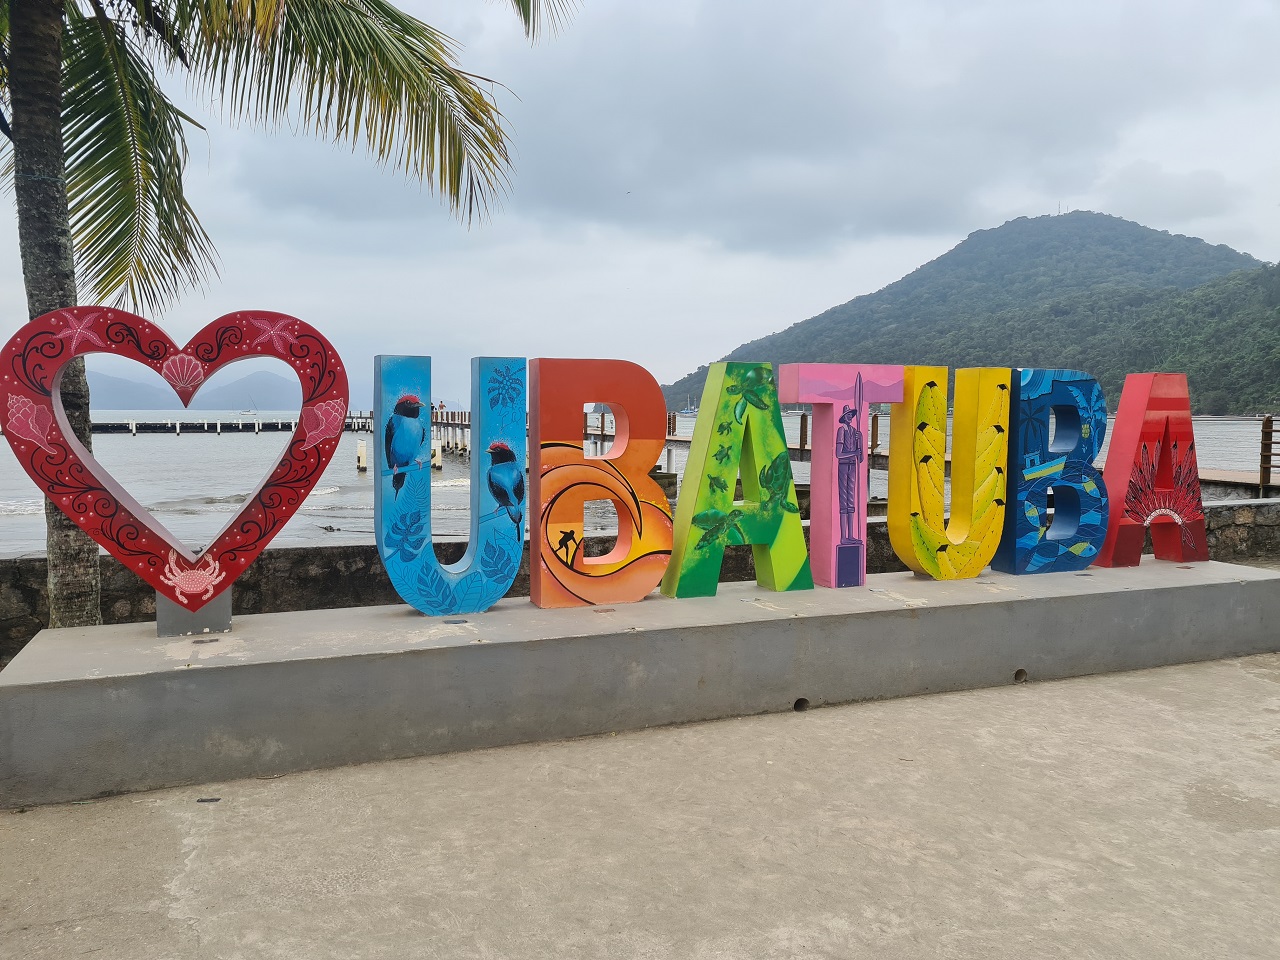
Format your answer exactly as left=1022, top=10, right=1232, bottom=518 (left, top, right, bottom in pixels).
left=0, top=411, right=1269, bottom=557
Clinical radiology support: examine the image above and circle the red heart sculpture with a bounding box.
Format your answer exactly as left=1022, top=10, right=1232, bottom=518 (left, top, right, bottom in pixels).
left=1, top=307, right=349, bottom=611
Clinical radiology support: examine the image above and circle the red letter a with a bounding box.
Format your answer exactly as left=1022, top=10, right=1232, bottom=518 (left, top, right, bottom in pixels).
left=1095, top=373, right=1209, bottom=567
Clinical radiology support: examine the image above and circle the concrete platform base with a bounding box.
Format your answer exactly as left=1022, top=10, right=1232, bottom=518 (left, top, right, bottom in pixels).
left=2, top=561, right=1278, bottom=808
left=3, top=654, right=1279, bottom=959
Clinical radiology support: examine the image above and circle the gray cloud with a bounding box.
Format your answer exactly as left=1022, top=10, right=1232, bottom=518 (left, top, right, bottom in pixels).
left=3, top=0, right=1279, bottom=403
left=1097, top=161, right=1245, bottom=224
left=206, top=0, right=1280, bottom=261
left=446, top=0, right=1280, bottom=253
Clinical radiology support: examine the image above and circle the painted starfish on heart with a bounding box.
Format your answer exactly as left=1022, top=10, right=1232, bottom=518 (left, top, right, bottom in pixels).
left=249, top=315, right=299, bottom=351
left=55, top=311, right=106, bottom=352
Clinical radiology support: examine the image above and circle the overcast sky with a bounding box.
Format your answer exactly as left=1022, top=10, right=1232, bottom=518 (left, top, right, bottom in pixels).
left=3, top=0, right=1279, bottom=405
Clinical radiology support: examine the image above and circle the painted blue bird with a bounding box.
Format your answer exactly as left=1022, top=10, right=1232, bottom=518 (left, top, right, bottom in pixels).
left=385, top=394, right=427, bottom=499
left=486, top=441, right=525, bottom=526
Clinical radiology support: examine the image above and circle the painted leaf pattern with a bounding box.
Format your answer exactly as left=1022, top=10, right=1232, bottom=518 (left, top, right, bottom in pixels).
left=384, top=510, right=428, bottom=563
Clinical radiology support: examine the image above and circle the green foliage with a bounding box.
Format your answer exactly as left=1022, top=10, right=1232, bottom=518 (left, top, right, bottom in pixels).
left=663, top=212, right=1275, bottom=415
left=1, top=0, right=566, bottom=312
left=62, top=3, right=215, bottom=312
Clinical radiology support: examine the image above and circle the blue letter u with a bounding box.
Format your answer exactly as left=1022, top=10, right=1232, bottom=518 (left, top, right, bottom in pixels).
left=374, top=356, right=526, bottom=614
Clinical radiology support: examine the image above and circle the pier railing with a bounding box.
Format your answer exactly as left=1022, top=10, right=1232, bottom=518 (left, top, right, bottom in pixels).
left=1262, top=415, right=1275, bottom=497
left=0, top=411, right=379, bottom=436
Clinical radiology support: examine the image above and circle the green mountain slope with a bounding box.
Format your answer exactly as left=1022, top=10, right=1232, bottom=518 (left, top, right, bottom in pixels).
left=663, top=211, right=1271, bottom=413
left=1009, top=265, right=1280, bottom=414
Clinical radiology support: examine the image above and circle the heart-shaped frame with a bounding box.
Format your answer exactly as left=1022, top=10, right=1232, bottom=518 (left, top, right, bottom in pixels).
left=2, top=307, right=349, bottom=611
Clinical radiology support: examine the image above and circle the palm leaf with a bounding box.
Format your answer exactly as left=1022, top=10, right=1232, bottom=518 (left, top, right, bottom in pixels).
left=4, top=0, right=570, bottom=306
left=186, top=0, right=533, bottom=221
left=0, top=0, right=12, bottom=145
left=505, top=0, right=575, bottom=39
left=62, top=2, right=217, bottom=311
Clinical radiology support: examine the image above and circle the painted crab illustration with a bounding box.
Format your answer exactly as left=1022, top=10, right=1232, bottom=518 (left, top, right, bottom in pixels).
left=158, top=549, right=226, bottom=603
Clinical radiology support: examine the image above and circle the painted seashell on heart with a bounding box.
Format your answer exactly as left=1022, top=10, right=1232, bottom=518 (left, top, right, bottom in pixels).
left=160, top=352, right=204, bottom=390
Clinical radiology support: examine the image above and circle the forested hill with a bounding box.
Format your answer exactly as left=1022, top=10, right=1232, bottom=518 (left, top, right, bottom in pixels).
left=662, top=211, right=1272, bottom=413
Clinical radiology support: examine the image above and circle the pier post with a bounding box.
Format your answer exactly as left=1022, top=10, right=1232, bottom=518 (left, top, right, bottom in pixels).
left=799, top=413, right=809, bottom=453
left=356, top=439, right=368, bottom=473
left=870, top=414, right=880, bottom=453
left=1262, top=415, right=1274, bottom=497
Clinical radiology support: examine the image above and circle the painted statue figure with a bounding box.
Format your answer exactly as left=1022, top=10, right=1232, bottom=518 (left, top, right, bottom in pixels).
left=835, top=378, right=866, bottom=544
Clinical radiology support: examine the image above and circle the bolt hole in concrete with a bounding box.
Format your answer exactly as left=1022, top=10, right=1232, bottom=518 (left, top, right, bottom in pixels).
left=1013, top=668, right=1029, bottom=683
left=192, top=637, right=219, bottom=645
left=593, top=608, right=616, bottom=614
left=793, top=698, right=811, bottom=712
left=443, top=618, right=468, bottom=625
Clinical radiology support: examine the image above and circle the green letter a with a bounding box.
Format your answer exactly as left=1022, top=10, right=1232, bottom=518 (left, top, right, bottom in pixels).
left=662, top=363, right=813, bottom=598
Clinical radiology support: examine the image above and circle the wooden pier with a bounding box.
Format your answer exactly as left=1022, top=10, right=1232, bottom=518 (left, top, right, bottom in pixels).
left=0, top=412, right=378, bottom=437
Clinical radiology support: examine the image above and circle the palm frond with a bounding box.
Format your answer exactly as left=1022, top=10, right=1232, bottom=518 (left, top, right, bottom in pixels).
left=128, top=0, right=192, bottom=66
left=63, top=1, right=217, bottom=311
left=188, top=0, right=519, bottom=221
left=0, top=0, right=12, bottom=144
left=505, top=0, right=575, bottom=40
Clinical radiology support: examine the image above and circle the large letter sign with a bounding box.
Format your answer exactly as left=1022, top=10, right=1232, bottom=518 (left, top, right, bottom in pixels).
left=528, top=359, right=673, bottom=607
left=1095, top=372, right=1209, bottom=566
left=662, top=363, right=812, bottom=597
left=778, top=363, right=904, bottom=587
left=992, top=369, right=1109, bottom=575
left=374, top=356, right=527, bottom=615
left=0, top=312, right=1224, bottom=625
left=1, top=307, right=348, bottom=610
left=887, top=366, right=1010, bottom=580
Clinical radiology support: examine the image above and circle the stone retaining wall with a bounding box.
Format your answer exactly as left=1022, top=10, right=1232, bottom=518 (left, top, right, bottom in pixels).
left=2, top=499, right=1276, bottom=664
left=1203, top=498, right=1280, bottom=562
